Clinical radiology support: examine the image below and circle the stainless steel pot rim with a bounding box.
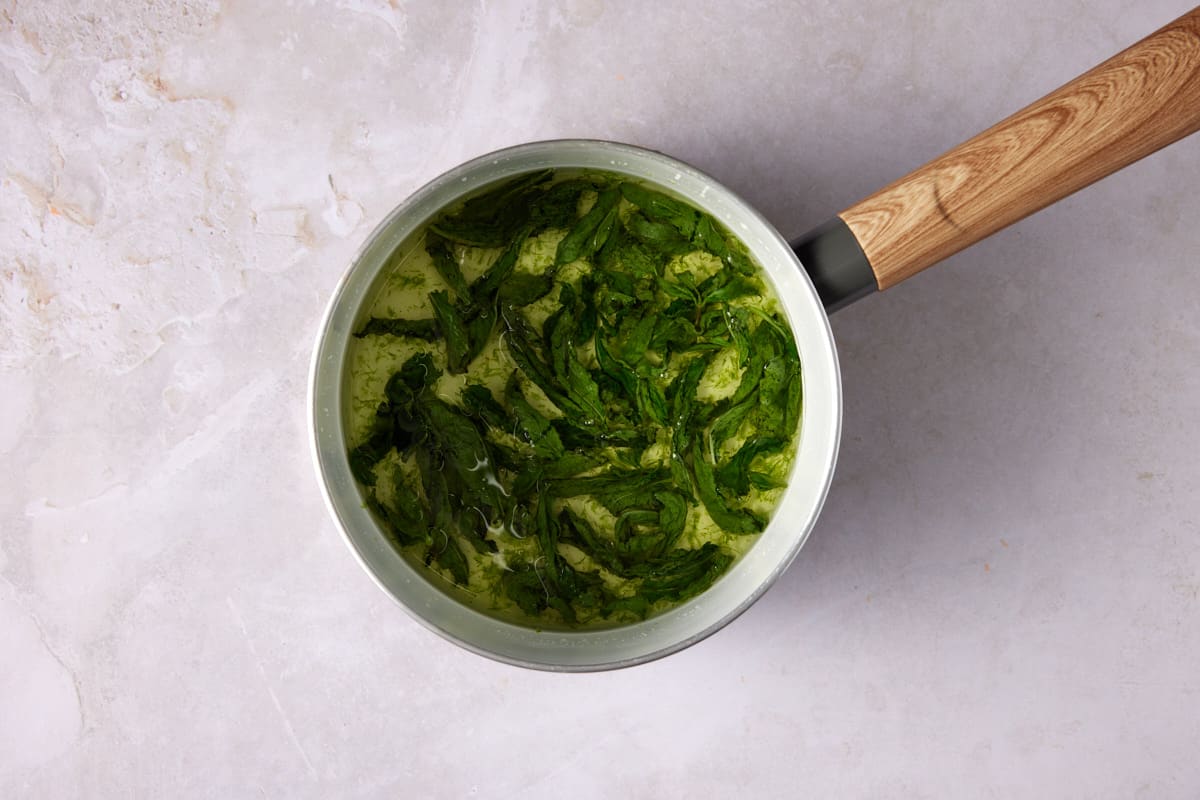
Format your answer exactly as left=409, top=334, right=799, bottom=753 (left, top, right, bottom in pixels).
left=308, top=139, right=842, bottom=671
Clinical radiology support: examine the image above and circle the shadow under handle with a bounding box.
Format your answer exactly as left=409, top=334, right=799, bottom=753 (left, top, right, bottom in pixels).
left=795, top=6, right=1200, bottom=312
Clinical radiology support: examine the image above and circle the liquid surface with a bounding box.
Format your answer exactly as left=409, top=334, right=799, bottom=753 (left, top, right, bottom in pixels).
left=346, top=169, right=802, bottom=629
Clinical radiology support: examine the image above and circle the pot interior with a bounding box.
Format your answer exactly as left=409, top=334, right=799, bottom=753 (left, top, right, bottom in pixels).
left=309, top=140, right=842, bottom=670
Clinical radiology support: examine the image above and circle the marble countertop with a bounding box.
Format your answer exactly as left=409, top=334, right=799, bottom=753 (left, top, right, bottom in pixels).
left=3, top=1, right=1199, bottom=796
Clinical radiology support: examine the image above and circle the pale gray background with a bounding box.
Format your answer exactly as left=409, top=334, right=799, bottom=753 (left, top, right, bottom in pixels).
left=3, top=1, right=1199, bottom=797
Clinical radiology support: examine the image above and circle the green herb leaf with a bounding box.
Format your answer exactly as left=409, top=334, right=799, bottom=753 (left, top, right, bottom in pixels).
left=502, top=304, right=605, bottom=427
left=669, top=453, right=694, bottom=500
left=367, top=478, right=427, bottom=546
left=635, top=377, right=669, bottom=427
left=603, top=594, right=651, bottom=620
left=634, top=542, right=732, bottom=603
left=498, top=271, right=555, bottom=306
left=501, top=566, right=548, bottom=616
left=458, top=169, right=552, bottom=221
left=703, top=275, right=758, bottom=305
left=594, top=331, right=638, bottom=399
left=624, top=211, right=692, bottom=256
left=501, top=306, right=579, bottom=415
left=714, top=436, right=787, bottom=496
left=529, top=179, right=593, bottom=233
left=709, top=394, right=757, bottom=454
left=384, top=352, right=441, bottom=408
left=668, top=353, right=714, bottom=456
left=619, top=181, right=700, bottom=239
left=429, top=290, right=472, bottom=373
left=348, top=422, right=392, bottom=486
left=551, top=468, right=673, bottom=517
left=432, top=533, right=471, bottom=585
left=463, top=304, right=494, bottom=361
left=655, top=490, right=689, bottom=552
left=558, top=508, right=622, bottom=572
left=577, top=275, right=599, bottom=342
left=421, top=398, right=492, bottom=489
left=460, top=383, right=511, bottom=432
left=556, top=186, right=620, bottom=265
left=691, top=437, right=764, bottom=535
left=470, top=231, right=527, bottom=305
left=506, top=375, right=565, bottom=460
left=429, top=170, right=550, bottom=247
left=693, top=215, right=728, bottom=257
left=354, top=317, right=440, bottom=340
left=425, top=233, right=469, bottom=297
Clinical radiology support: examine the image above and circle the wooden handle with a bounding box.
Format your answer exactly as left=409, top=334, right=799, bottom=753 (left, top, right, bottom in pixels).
left=839, top=8, right=1200, bottom=290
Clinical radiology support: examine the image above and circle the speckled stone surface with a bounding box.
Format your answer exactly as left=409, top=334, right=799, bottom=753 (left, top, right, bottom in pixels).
left=3, top=1, right=1199, bottom=797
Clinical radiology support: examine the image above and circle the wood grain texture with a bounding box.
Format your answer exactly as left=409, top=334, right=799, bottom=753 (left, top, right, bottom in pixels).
left=841, top=7, right=1200, bottom=290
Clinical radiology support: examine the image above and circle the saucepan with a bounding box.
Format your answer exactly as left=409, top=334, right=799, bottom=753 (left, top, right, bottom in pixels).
left=309, top=9, right=1200, bottom=670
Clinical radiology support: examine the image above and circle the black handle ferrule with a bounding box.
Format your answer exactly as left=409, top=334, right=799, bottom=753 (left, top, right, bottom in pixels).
left=790, top=218, right=877, bottom=312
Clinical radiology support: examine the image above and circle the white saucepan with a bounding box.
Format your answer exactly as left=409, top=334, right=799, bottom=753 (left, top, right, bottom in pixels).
left=310, top=9, right=1200, bottom=670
